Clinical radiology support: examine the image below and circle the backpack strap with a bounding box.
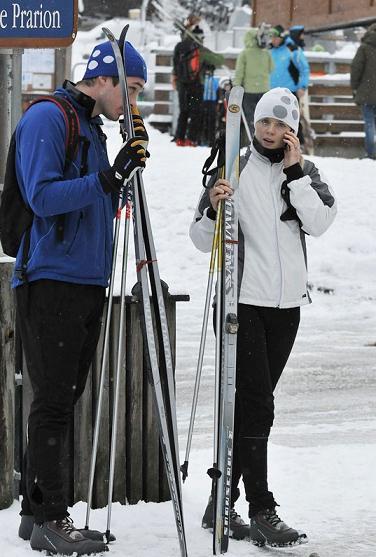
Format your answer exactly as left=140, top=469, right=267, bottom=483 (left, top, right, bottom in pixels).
left=201, top=133, right=225, bottom=188
left=26, top=95, right=81, bottom=165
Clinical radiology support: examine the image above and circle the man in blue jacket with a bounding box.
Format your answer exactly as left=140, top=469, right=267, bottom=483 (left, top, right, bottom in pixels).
left=15, top=39, right=148, bottom=555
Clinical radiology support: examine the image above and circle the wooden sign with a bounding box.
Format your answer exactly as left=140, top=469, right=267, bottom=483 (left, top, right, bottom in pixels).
left=0, top=0, right=78, bottom=48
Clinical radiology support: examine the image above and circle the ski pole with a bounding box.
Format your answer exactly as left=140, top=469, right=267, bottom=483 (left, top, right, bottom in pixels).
left=206, top=200, right=224, bottom=488
left=102, top=25, right=135, bottom=543
left=105, top=192, right=132, bottom=543
left=181, top=168, right=225, bottom=482
left=85, top=24, right=132, bottom=534
left=241, top=108, right=253, bottom=144
left=84, top=192, right=123, bottom=531
left=213, top=201, right=223, bottom=466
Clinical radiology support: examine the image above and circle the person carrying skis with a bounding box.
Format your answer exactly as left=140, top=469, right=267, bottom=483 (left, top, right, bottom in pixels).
left=171, top=22, right=224, bottom=146
left=233, top=26, right=274, bottom=145
left=14, top=39, right=148, bottom=555
left=190, top=87, right=337, bottom=548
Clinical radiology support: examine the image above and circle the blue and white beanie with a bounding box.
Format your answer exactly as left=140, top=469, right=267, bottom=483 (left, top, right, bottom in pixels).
left=82, top=40, right=147, bottom=82
left=254, top=88, right=300, bottom=133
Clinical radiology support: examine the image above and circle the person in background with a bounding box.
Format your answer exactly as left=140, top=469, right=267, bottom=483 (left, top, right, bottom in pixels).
left=191, top=88, right=337, bottom=548
left=15, top=39, right=148, bottom=555
left=288, top=24, right=314, bottom=154
left=171, top=18, right=224, bottom=147
left=233, top=25, right=274, bottom=145
left=350, top=23, right=376, bottom=159
left=269, top=24, right=310, bottom=148
left=201, top=67, right=221, bottom=147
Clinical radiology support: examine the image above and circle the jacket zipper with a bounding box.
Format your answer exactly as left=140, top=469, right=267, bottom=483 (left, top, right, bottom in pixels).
left=269, top=162, right=284, bottom=307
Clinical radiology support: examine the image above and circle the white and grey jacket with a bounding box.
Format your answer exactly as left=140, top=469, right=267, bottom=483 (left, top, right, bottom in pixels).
left=190, top=145, right=337, bottom=309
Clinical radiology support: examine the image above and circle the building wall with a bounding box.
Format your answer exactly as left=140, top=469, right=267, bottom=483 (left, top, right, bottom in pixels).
left=251, top=0, right=376, bottom=29
left=81, top=0, right=141, bottom=17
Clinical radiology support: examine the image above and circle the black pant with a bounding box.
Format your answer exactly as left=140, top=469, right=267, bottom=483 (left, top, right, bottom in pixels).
left=201, top=101, right=218, bottom=147
left=16, top=279, right=105, bottom=523
left=176, top=81, right=204, bottom=143
left=227, top=304, right=300, bottom=516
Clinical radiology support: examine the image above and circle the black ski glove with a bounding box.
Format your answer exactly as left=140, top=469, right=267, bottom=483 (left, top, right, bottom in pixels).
left=99, top=137, right=147, bottom=194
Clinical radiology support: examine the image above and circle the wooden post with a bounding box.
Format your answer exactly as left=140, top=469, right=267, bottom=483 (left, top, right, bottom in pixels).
left=0, top=261, right=16, bottom=509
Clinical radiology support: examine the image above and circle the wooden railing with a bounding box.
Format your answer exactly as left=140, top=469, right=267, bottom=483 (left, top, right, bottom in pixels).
left=149, top=47, right=364, bottom=157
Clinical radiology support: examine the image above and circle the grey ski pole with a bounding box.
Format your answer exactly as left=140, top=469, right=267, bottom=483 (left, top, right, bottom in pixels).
left=102, top=25, right=134, bottom=543
left=85, top=23, right=132, bottom=535
left=84, top=193, right=123, bottom=531
left=181, top=171, right=224, bottom=483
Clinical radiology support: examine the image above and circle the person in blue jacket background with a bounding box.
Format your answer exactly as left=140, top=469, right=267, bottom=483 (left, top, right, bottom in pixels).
left=15, top=39, right=148, bottom=555
left=269, top=24, right=309, bottom=95
left=269, top=24, right=310, bottom=147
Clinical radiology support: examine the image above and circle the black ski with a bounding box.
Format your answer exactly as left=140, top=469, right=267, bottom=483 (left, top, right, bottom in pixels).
left=103, top=26, right=188, bottom=557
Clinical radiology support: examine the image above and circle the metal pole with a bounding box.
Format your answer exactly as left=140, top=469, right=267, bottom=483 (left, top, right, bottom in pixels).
left=181, top=194, right=222, bottom=482
left=55, top=46, right=72, bottom=88
left=140, top=0, right=150, bottom=48
left=105, top=198, right=132, bottom=543
left=84, top=195, right=123, bottom=530
left=241, top=108, right=253, bottom=143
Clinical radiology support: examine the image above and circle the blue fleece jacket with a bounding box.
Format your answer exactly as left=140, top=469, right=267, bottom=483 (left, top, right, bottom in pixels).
left=12, top=83, right=117, bottom=288
left=270, top=43, right=309, bottom=92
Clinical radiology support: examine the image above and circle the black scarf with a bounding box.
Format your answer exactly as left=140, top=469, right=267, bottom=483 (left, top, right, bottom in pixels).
left=253, top=136, right=285, bottom=163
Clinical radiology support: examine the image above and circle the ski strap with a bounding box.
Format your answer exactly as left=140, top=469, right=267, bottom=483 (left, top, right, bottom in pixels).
left=201, top=133, right=225, bottom=188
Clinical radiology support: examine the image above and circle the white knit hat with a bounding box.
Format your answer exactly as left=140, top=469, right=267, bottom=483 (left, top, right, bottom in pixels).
left=254, top=88, right=300, bottom=133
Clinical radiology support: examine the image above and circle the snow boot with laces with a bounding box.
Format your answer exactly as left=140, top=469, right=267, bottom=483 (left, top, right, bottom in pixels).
left=19, top=513, right=116, bottom=542
left=249, top=508, right=308, bottom=547
left=30, top=516, right=108, bottom=555
left=201, top=495, right=250, bottom=540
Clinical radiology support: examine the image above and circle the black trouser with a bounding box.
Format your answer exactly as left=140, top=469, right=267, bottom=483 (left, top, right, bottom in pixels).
left=176, top=81, right=204, bottom=142
left=16, top=279, right=105, bottom=524
left=201, top=101, right=217, bottom=147
left=227, top=304, right=300, bottom=516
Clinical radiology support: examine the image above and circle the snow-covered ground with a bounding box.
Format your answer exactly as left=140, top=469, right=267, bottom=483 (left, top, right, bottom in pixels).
left=2, top=122, right=376, bottom=557
left=2, top=17, right=376, bottom=557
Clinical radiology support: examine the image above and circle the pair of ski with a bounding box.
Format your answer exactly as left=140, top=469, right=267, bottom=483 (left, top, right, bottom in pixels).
left=83, top=25, right=187, bottom=557
left=181, top=86, right=244, bottom=555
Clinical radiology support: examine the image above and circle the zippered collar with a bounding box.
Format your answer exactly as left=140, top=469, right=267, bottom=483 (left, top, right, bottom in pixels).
left=250, top=140, right=285, bottom=167
left=56, top=80, right=103, bottom=126
left=253, top=137, right=285, bottom=163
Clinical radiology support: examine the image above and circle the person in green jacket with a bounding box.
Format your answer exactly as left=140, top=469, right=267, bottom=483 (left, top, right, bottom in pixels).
left=350, top=23, right=376, bottom=159
left=234, top=27, right=274, bottom=144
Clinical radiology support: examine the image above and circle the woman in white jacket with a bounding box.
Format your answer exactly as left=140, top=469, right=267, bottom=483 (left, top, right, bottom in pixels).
left=190, top=88, right=337, bottom=548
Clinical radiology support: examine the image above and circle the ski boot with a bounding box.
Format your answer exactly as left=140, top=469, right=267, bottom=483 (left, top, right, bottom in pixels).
left=30, top=516, right=109, bottom=555
left=19, top=513, right=116, bottom=542
left=202, top=496, right=249, bottom=540
left=249, top=508, right=308, bottom=547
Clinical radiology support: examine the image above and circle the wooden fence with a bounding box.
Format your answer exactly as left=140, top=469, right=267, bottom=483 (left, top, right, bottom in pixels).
left=149, top=47, right=364, bottom=157
left=0, top=261, right=189, bottom=510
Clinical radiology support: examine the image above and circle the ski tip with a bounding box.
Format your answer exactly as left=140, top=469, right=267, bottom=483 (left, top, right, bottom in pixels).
left=119, top=24, right=130, bottom=54
left=102, top=27, right=115, bottom=41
